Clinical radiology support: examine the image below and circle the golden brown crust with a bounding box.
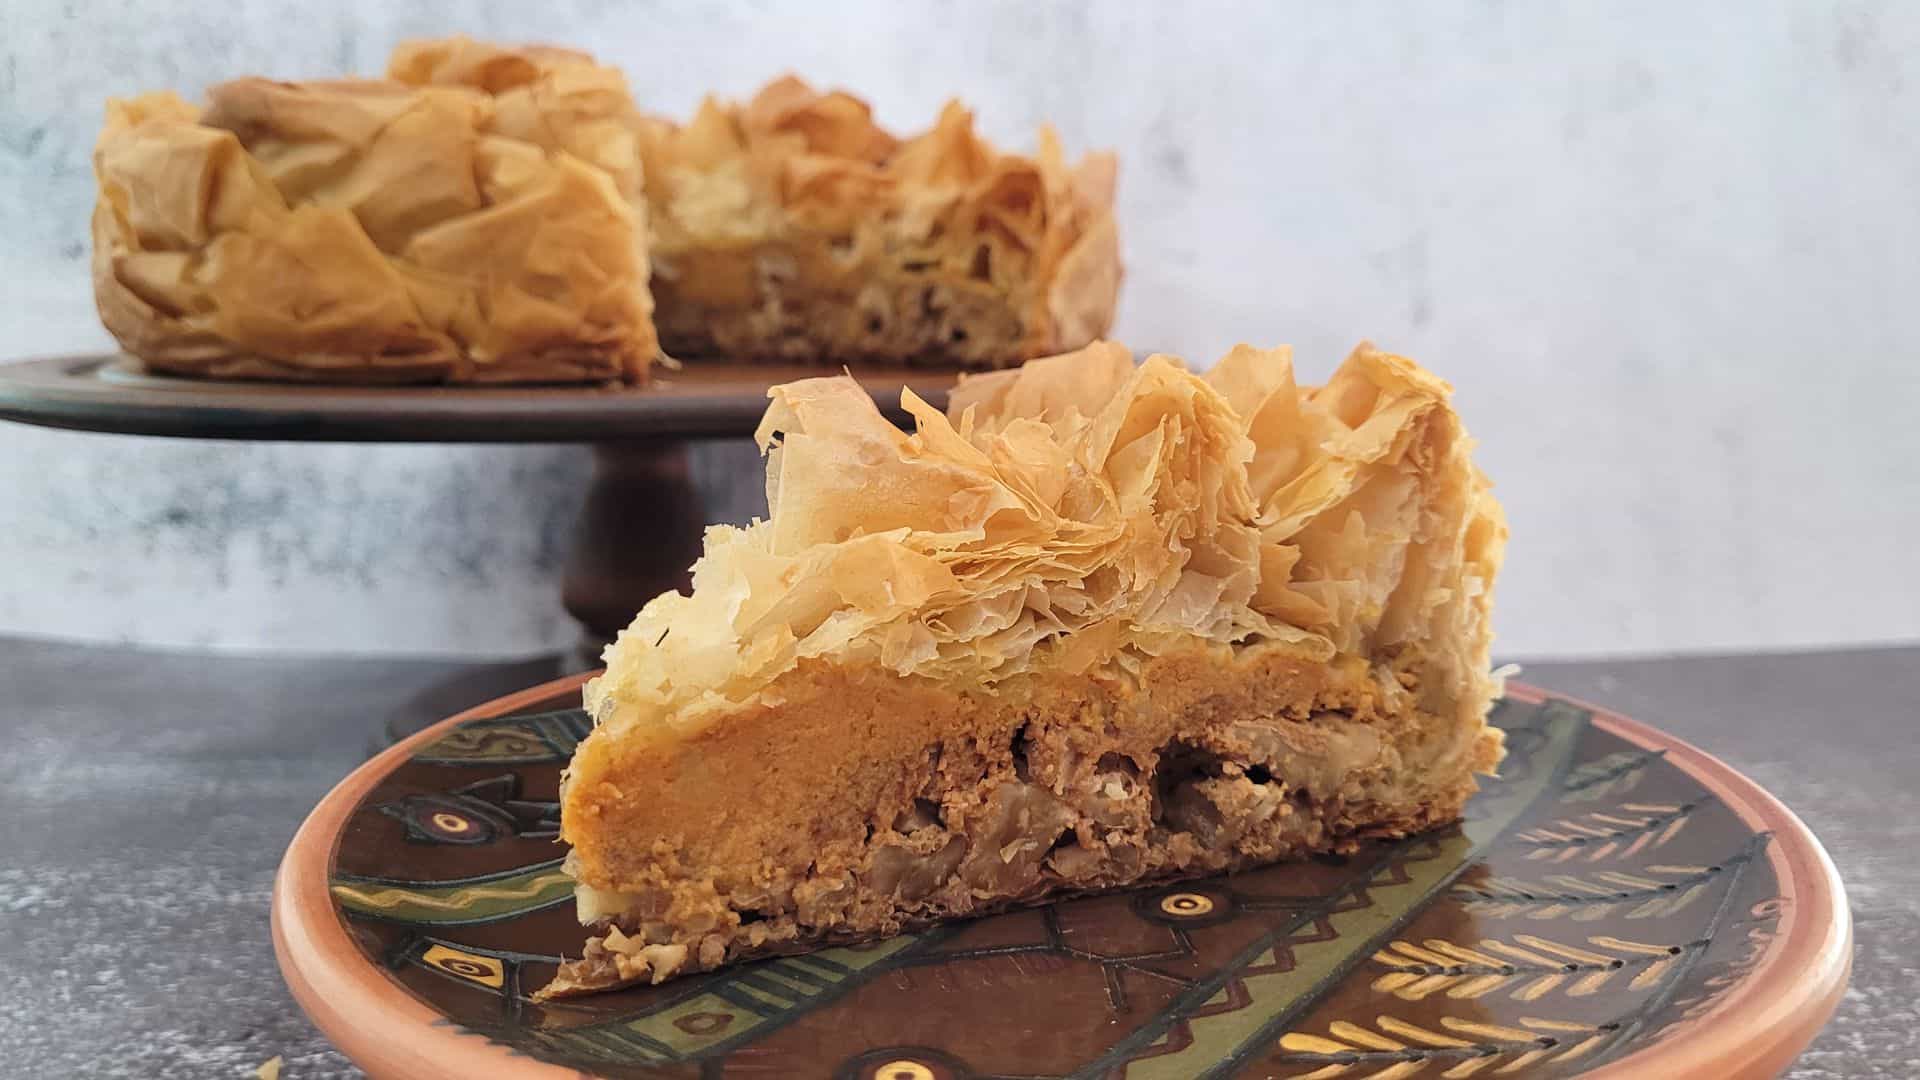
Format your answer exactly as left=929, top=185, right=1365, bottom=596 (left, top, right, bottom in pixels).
left=92, top=45, right=656, bottom=385
left=387, top=36, right=647, bottom=203
left=638, top=78, right=1121, bottom=366
left=584, top=341, right=1504, bottom=748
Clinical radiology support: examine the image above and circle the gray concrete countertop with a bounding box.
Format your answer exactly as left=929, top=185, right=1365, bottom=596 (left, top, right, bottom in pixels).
left=0, top=637, right=1910, bottom=1078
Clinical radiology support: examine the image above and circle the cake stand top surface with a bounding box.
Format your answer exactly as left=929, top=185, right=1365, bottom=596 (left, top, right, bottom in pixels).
left=0, top=354, right=959, bottom=443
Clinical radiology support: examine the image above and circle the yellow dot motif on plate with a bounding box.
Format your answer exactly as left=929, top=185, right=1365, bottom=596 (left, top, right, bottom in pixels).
left=430, top=812, right=473, bottom=835
left=875, top=1062, right=934, bottom=1080
left=1160, top=892, right=1215, bottom=917
left=421, top=944, right=504, bottom=988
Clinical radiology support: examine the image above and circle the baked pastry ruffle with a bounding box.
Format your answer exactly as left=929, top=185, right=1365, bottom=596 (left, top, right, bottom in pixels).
left=542, top=340, right=1506, bottom=996
left=634, top=75, right=1121, bottom=366
left=92, top=45, right=656, bottom=384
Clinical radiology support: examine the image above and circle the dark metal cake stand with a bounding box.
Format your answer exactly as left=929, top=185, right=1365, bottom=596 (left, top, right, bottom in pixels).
left=0, top=352, right=958, bottom=680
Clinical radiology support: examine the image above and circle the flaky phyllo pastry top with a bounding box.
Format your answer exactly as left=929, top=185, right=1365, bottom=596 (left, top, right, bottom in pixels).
left=637, top=76, right=1120, bottom=351
left=589, top=342, right=1506, bottom=740
left=92, top=44, right=655, bottom=382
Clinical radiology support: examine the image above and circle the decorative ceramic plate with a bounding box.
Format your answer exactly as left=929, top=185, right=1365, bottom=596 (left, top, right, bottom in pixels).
left=275, top=677, right=1850, bottom=1079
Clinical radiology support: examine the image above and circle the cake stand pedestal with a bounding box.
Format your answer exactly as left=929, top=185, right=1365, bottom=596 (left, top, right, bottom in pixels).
left=0, top=353, right=958, bottom=739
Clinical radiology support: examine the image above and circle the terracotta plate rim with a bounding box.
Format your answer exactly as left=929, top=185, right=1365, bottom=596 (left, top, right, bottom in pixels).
left=273, top=678, right=1851, bottom=1080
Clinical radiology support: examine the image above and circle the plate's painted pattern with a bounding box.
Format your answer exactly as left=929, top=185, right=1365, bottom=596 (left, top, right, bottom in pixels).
left=328, top=695, right=1780, bottom=1079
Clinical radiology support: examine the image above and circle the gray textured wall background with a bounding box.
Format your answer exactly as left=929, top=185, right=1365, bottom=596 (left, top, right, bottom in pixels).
left=3, top=1, right=1917, bottom=658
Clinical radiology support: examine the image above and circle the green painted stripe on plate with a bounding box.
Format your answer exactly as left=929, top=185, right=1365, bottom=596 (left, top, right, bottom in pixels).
left=731, top=973, right=799, bottom=1006
left=751, top=966, right=825, bottom=997
left=765, top=958, right=838, bottom=990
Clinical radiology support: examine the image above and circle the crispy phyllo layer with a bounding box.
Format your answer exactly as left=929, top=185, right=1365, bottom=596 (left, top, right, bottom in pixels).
left=586, top=340, right=1504, bottom=743
left=634, top=76, right=1120, bottom=365
left=93, top=44, right=655, bottom=384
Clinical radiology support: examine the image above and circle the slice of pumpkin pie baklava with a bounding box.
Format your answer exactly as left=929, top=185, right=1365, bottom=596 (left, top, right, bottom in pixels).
left=538, top=339, right=1507, bottom=997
